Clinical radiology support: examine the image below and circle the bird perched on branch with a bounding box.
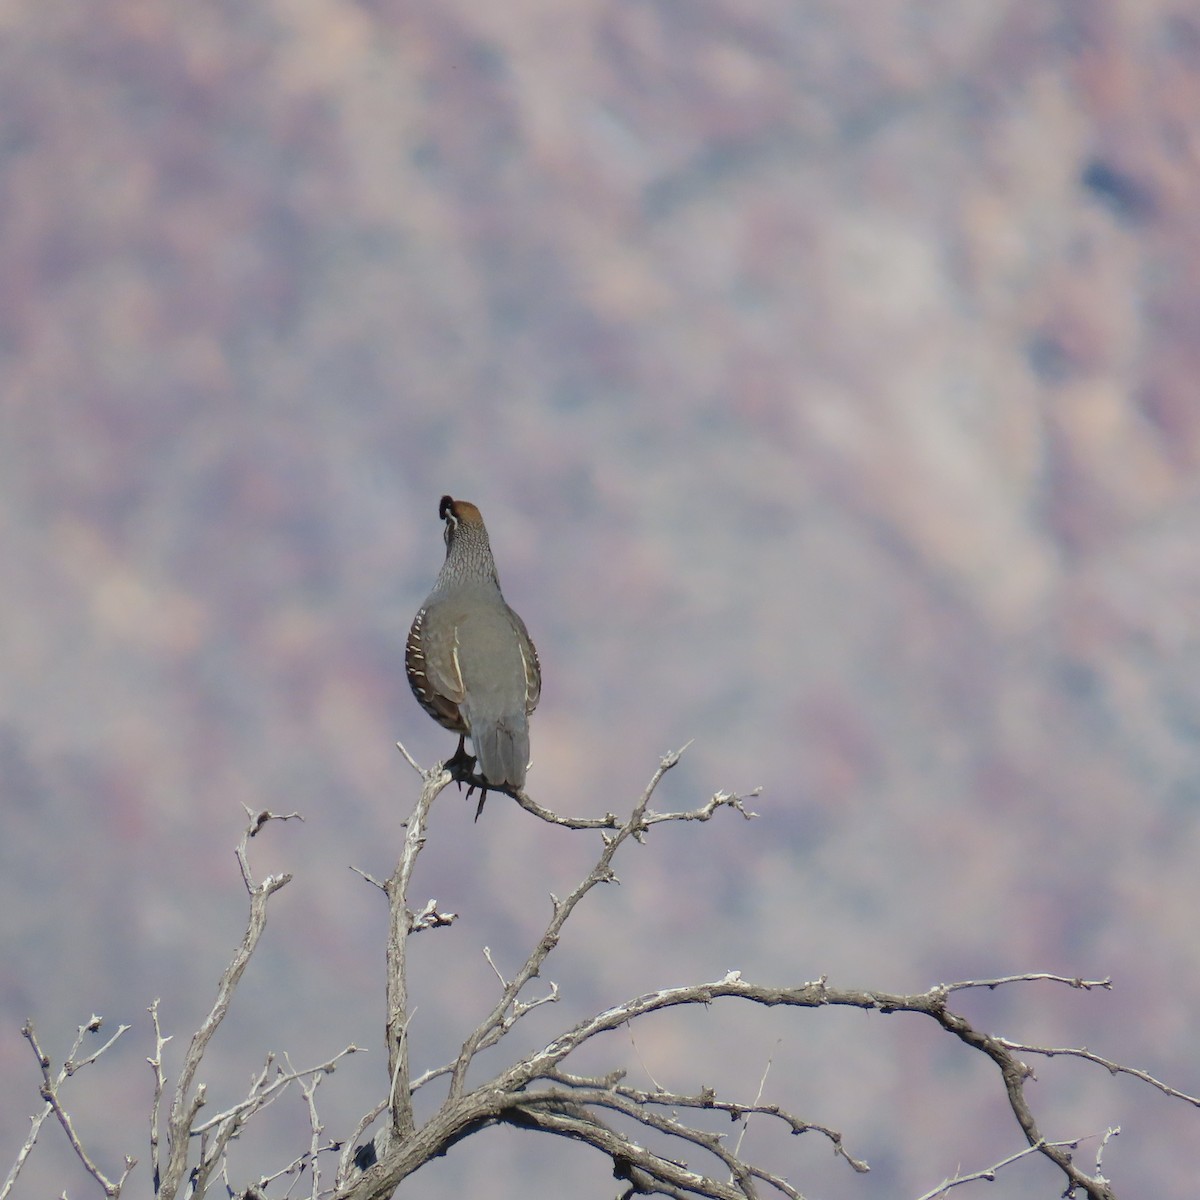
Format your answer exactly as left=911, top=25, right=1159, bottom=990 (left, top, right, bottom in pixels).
left=405, top=496, right=541, bottom=817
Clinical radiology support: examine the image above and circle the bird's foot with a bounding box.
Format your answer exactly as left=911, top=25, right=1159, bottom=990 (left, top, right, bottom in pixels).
left=444, top=739, right=477, bottom=790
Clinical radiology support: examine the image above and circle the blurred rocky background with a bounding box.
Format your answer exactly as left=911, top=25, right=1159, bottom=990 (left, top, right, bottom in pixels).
left=3, top=0, right=1200, bottom=1196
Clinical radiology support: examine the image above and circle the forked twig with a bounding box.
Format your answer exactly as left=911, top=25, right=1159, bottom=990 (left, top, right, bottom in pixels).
left=5, top=1018, right=135, bottom=1199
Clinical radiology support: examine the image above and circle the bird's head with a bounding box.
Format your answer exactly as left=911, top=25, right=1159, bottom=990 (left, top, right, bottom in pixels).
left=440, top=495, right=486, bottom=548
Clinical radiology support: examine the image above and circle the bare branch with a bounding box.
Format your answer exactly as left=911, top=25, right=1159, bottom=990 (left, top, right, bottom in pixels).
left=189, top=1044, right=362, bottom=1134
left=158, top=810, right=295, bottom=1200
left=0, top=1112, right=43, bottom=1200
left=394, top=739, right=424, bottom=776
left=509, top=789, right=620, bottom=829
left=508, top=1103, right=756, bottom=1200
left=3, top=1014, right=133, bottom=1200
left=551, top=1075, right=868, bottom=1175
left=244, top=1115, right=344, bottom=1200
left=731, top=1043, right=778, bottom=1162
left=913, top=1137, right=1087, bottom=1200
left=449, top=747, right=751, bottom=1099
left=294, top=1055, right=325, bottom=1200
left=184, top=1037, right=358, bottom=1200
left=191, top=1055, right=277, bottom=1200
left=65, top=1019, right=133, bottom=1074
left=1095, top=1125, right=1120, bottom=1178
left=942, top=974, right=1113, bottom=994
left=639, top=788, right=761, bottom=828
left=383, top=766, right=452, bottom=1138
left=483, top=946, right=508, bottom=987
left=245, top=809, right=304, bottom=838
left=480, top=972, right=1125, bottom=1200
left=336, top=1099, right=388, bottom=1191
left=518, top=1086, right=809, bottom=1199
left=349, top=864, right=388, bottom=891
left=411, top=898, right=457, bottom=931
left=997, top=1040, right=1200, bottom=1106
left=345, top=750, right=1156, bottom=1200
left=17, top=1019, right=134, bottom=1198
left=18, top=750, right=1192, bottom=1200
left=505, top=749, right=760, bottom=832
left=147, top=999, right=171, bottom=1193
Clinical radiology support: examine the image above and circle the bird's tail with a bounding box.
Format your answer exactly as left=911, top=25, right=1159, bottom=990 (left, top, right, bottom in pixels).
left=470, top=710, right=530, bottom=791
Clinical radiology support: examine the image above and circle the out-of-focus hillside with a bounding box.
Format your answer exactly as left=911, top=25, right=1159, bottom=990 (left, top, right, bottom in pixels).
left=3, top=1, right=1200, bottom=1196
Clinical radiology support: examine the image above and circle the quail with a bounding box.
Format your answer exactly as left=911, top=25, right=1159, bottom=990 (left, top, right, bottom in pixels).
left=406, top=496, right=541, bottom=816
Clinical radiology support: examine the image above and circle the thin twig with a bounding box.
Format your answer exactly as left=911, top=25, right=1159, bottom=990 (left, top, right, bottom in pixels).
left=639, top=788, right=761, bottom=828
left=943, top=974, right=1112, bottom=994
left=997, top=1040, right=1200, bottom=1106
left=913, top=1137, right=1086, bottom=1200
left=0, top=1111, right=45, bottom=1200
left=483, top=946, right=507, bottom=986
left=189, top=1045, right=361, bottom=1134
left=394, top=739, right=423, bottom=776
left=732, top=1042, right=779, bottom=1161
left=349, top=865, right=388, bottom=891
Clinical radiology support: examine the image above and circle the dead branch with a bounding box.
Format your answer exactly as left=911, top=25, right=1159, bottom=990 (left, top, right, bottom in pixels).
left=156, top=808, right=295, bottom=1200
left=996, top=1040, right=1200, bottom=1107
left=382, top=758, right=452, bottom=1140
left=447, top=747, right=751, bottom=1100
left=3, top=1018, right=134, bottom=1200
left=335, top=744, right=1176, bottom=1200
left=11, top=746, right=1198, bottom=1200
